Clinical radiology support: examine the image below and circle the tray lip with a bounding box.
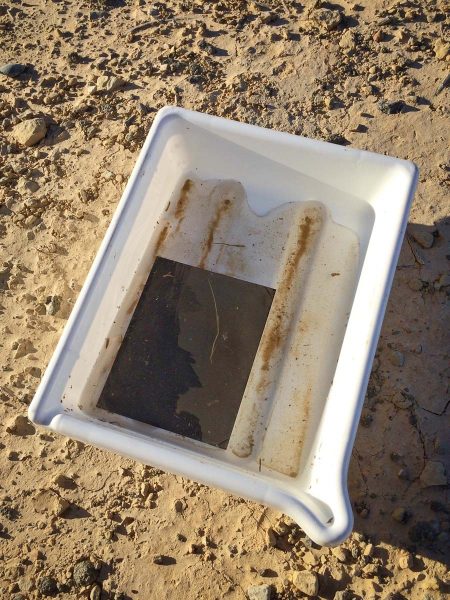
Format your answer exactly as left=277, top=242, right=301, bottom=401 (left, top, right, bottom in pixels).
left=28, top=106, right=418, bottom=545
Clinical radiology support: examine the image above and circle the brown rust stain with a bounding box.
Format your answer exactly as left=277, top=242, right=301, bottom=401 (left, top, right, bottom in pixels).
left=126, top=297, right=139, bottom=315
left=153, top=223, right=170, bottom=257
left=259, top=215, right=315, bottom=375
left=174, top=178, right=193, bottom=222
left=198, top=199, right=231, bottom=269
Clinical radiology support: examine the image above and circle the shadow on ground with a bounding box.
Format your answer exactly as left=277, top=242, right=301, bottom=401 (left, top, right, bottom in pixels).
left=349, top=218, right=449, bottom=566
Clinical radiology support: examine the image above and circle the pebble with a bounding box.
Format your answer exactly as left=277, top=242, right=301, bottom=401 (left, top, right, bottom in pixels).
left=433, top=39, right=449, bottom=60
left=45, top=295, right=61, bottom=316
left=372, top=30, right=385, bottom=42
left=247, top=583, right=272, bottom=600
left=53, top=473, right=75, bottom=489
left=38, top=576, right=58, bottom=596
left=73, top=560, right=98, bottom=587
left=398, top=551, right=414, bottom=569
left=339, top=30, right=356, bottom=54
left=409, top=227, right=434, bottom=249
left=395, top=28, right=409, bottom=43
left=292, top=570, right=319, bottom=596
left=13, top=338, right=36, bottom=359
left=420, top=461, right=447, bottom=487
left=390, top=391, right=412, bottom=409
left=96, top=75, right=126, bottom=93
left=407, top=278, right=423, bottom=292
left=391, top=506, right=409, bottom=523
left=0, top=63, right=26, bottom=77
left=12, top=118, right=48, bottom=146
left=303, top=550, right=319, bottom=566
left=17, top=178, right=39, bottom=194
left=6, top=414, right=35, bottom=436
left=173, top=498, right=184, bottom=513
left=398, top=467, right=410, bottom=480
left=331, top=547, right=349, bottom=563
left=362, top=563, right=379, bottom=577
left=266, top=527, right=278, bottom=547
left=313, top=8, right=342, bottom=32
left=388, top=350, right=405, bottom=367
left=363, top=543, right=374, bottom=557
left=378, top=100, right=405, bottom=115
left=334, top=592, right=355, bottom=600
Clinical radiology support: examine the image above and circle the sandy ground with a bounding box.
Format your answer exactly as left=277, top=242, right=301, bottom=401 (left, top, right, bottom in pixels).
left=0, top=0, right=449, bottom=599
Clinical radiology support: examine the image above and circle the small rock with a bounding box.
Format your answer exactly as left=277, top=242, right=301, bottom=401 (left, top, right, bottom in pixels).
left=434, top=39, right=449, bottom=60
left=339, top=29, right=357, bottom=54
left=391, top=506, right=409, bottom=523
left=407, top=278, right=422, bottom=292
left=0, top=63, right=26, bottom=77
left=53, top=473, right=75, bottom=489
left=333, top=592, right=353, bottom=600
left=73, top=560, right=98, bottom=587
left=388, top=350, right=405, bottom=367
left=331, top=547, right=349, bottom=563
left=395, top=29, right=409, bottom=43
left=247, top=583, right=272, bottom=600
left=292, top=570, right=319, bottom=596
left=96, top=75, right=126, bottom=93
left=313, top=8, right=342, bottom=32
left=409, top=227, right=434, bottom=249
left=45, top=295, right=61, bottom=316
left=11, top=594, right=26, bottom=600
left=173, top=499, right=184, bottom=513
left=13, top=338, right=36, bottom=359
left=363, top=543, right=374, bottom=557
left=378, top=100, right=405, bottom=115
left=327, top=133, right=349, bottom=146
left=420, top=461, right=447, bottom=487
left=17, top=178, right=39, bottom=194
left=23, top=214, right=40, bottom=228
left=435, top=272, right=450, bottom=290
left=423, top=575, right=440, bottom=591
left=362, top=562, right=379, bottom=577
left=38, top=575, right=58, bottom=596
left=398, top=551, right=414, bottom=569
left=372, top=30, right=385, bottom=42
left=90, top=583, right=102, bottom=600
left=266, top=527, right=278, bottom=547
left=6, top=415, right=35, bottom=436
left=261, top=11, right=279, bottom=25
left=153, top=554, right=169, bottom=564
left=390, top=391, right=412, bottom=409
left=398, top=467, right=410, bottom=480
left=303, top=550, right=319, bottom=566
left=12, top=118, right=48, bottom=147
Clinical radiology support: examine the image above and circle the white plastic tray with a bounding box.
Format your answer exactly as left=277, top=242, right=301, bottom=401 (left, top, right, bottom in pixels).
left=29, top=107, right=418, bottom=545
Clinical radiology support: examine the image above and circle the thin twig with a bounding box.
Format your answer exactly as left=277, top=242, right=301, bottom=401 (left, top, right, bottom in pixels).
left=212, top=242, right=246, bottom=248
left=208, top=278, right=220, bottom=364
left=406, top=234, right=426, bottom=265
